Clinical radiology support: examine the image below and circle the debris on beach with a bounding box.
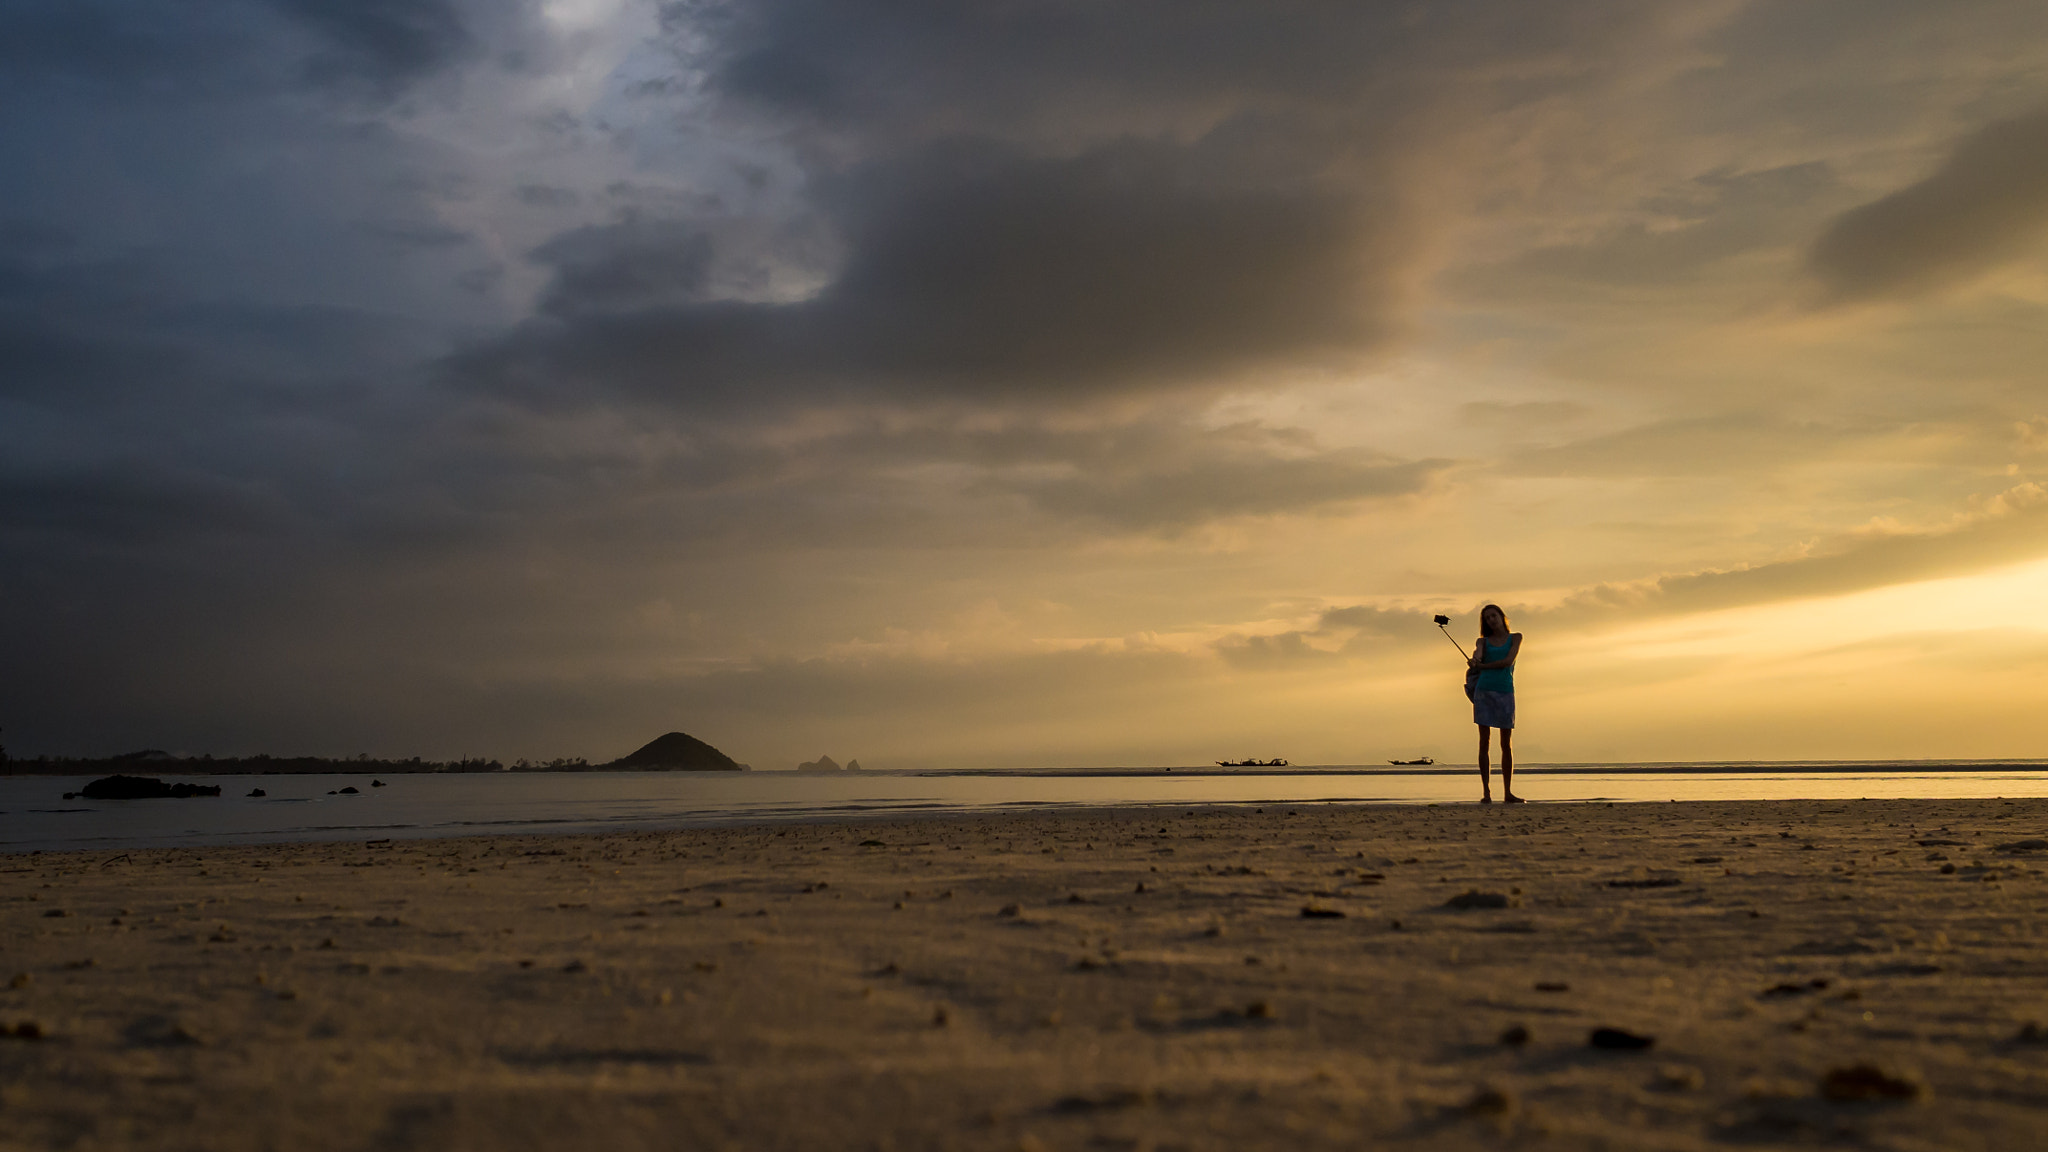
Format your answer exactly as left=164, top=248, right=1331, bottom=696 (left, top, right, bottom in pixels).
left=1654, top=1065, right=1705, bottom=1091
left=1819, top=1064, right=1922, bottom=1102
left=1462, top=1087, right=1514, bottom=1116
left=1607, top=871, right=1683, bottom=889
left=1761, top=978, right=1831, bottom=998
left=1588, top=1027, right=1656, bottom=1050
left=1444, top=889, right=1517, bottom=909
left=1498, top=1024, right=1531, bottom=1046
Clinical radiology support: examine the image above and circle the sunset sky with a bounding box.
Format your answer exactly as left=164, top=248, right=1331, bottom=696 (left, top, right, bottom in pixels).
left=7, top=1, right=2048, bottom=767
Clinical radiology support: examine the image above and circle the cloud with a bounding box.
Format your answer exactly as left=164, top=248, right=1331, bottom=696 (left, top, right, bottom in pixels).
left=423, top=409, right=1449, bottom=545
left=1539, top=482, right=2048, bottom=624
left=1014, top=451, right=1442, bottom=531
left=277, top=0, right=475, bottom=93
left=458, top=136, right=1409, bottom=410
left=0, top=462, right=290, bottom=545
left=531, top=220, right=719, bottom=316
left=0, top=0, right=497, bottom=98
left=1505, top=413, right=1822, bottom=478
left=1487, top=162, right=1841, bottom=292
left=1460, top=400, right=1591, bottom=428
left=1808, top=110, right=2048, bottom=301
left=1217, top=604, right=1451, bottom=670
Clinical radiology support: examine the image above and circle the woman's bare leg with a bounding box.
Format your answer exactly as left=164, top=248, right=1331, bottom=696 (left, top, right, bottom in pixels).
left=1501, top=729, right=1522, bottom=802
left=1476, top=726, right=1493, bottom=801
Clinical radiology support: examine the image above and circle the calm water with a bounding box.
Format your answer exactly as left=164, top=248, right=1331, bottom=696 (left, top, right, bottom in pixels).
left=4, top=762, right=2047, bottom=853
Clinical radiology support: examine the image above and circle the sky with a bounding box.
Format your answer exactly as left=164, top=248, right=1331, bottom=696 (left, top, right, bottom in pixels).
left=6, top=0, right=2048, bottom=768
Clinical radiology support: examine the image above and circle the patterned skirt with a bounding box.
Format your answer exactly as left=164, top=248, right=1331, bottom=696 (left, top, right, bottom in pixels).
left=1472, top=689, right=1515, bottom=730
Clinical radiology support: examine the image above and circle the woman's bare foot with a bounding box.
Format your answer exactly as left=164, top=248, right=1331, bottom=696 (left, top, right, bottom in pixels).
left=1479, top=795, right=1493, bottom=803
left=1504, top=794, right=1525, bottom=803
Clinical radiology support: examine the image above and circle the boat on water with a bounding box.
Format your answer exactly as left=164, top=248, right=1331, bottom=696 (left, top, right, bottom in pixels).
left=1388, top=757, right=1435, bottom=766
left=1214, top=758, right=1289, bottom=768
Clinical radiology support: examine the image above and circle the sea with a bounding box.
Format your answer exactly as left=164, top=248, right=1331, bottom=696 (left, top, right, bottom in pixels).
left=4, top=762, right=2047, bottom=853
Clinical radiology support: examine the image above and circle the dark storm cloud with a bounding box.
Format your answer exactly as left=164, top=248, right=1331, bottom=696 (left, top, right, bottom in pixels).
left=429, top=411, right=1446, bottom=546
left=0, top=0, right=487, bottom=96
left=1809, top=110, right=2048, bottom=301
left=532, top=220, right=718, bottom=316
left=0, top=462, right=291, bottom=545
left=468, top=0, right=1708, bottom=412
left=462, top=136, right=1402, bottom=408
left=277, top=0, right=474, bottom=92
left=702, top=0, right=1667, bottom=140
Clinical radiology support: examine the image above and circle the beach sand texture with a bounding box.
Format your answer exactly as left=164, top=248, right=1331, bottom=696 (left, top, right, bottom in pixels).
left=4, top=798, right=2047, bottom=1150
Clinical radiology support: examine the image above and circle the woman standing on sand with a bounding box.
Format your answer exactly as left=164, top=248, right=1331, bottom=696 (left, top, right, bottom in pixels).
left=1468, top=604, right=1522, bottom=803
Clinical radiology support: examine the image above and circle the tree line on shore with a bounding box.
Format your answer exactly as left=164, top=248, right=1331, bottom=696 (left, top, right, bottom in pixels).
left=3, top=750, right=511, bottom=776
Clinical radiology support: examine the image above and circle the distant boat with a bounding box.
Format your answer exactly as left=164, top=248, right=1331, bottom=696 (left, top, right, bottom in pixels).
left=1388, top=757, right=1435, bottom=766
left=1215, top=758, right=1289, bottom=768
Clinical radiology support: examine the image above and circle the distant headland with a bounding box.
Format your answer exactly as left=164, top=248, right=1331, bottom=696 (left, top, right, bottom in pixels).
left=0, top=731, right=750, bottom=775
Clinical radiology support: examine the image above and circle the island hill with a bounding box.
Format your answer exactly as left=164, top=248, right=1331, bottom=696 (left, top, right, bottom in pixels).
left=2, top=731, right=750, bottom=775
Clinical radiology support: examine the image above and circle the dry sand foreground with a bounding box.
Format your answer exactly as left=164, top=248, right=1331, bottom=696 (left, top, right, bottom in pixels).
left=5, top=799, right=2048, bottom=1151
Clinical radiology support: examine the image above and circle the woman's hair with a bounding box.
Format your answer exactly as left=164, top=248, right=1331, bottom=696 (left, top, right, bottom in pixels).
left=1479, top=603, right=1510, bottom=637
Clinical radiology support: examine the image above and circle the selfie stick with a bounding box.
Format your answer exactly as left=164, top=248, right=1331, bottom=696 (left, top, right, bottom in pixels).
left=1432, top=614, right=1467, bottom=658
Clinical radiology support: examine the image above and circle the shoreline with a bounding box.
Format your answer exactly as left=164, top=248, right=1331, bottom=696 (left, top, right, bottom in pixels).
left=7, top=757, right=2048, bottom=779
left=5, top=798, right=2047, bottom=1149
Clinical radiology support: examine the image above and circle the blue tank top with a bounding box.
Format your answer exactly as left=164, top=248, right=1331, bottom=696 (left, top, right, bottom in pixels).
left=1474, top=637, right=1515, bottom=693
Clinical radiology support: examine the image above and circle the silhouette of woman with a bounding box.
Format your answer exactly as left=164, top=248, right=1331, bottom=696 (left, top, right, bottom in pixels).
left=1468, top=604, right=1522, bottom=803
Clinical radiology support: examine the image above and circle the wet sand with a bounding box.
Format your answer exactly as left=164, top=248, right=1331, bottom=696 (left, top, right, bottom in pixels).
left=4, top=798, right=2047, bottom=1150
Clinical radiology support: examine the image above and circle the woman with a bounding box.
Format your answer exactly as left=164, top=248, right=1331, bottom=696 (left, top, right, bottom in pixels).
left=1468, top=604, right=1522, bottom=803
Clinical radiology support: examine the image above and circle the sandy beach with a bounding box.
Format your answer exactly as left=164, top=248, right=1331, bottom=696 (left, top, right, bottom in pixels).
left=5, top=797, right=2047, bottom=1150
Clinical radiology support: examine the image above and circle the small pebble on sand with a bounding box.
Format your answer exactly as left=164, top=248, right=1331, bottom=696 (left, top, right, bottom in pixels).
left=1588, top=1027, right=1655, bottom=1050
left=1654, top=1064, right=1705, bottom=1090
left=1444, top=890, right=1515, bottom=910
left=1820, top=1064, right=1922, bottom=1101
left=1463, top=1087, right=1514, bottom=1116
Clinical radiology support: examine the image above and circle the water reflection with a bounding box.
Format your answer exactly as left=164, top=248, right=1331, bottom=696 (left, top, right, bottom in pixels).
left=3, top=764, right=2045, bottom=853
